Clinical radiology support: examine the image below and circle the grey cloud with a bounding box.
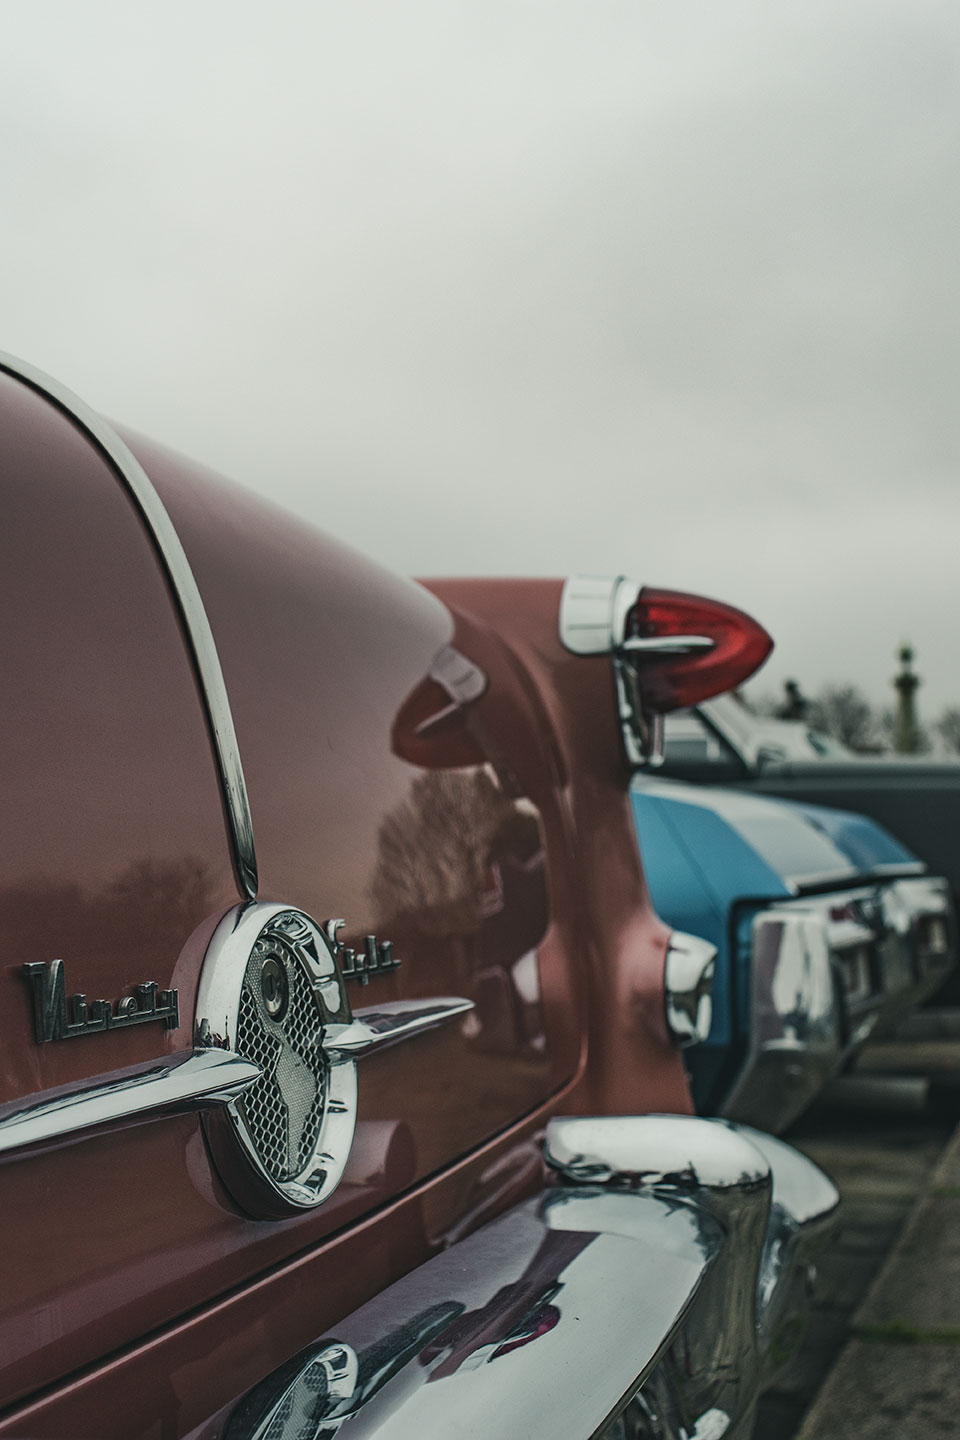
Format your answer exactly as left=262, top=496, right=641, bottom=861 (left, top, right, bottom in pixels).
left=0, top=0, right=958, bottom=713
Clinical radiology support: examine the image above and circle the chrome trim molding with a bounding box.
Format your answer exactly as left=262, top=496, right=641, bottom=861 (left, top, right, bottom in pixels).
left=664, top=931, right=716, bottom=1048
left=0, top=902, right=473, bottom=1201
left=868, top=860, right=928, bottom=878
left=324, top=998, right=476, bottom=1059
left=622, top=634, right=715, bottom=656
left=0, top=351, right=258, bottom=901
left=0, top=1049, right=261, bottom=1160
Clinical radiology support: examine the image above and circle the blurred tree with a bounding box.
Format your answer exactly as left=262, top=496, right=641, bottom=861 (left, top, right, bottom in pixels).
left=936, top=708, right=960, bottom=755
left=807, top=685, right=881, bottom=752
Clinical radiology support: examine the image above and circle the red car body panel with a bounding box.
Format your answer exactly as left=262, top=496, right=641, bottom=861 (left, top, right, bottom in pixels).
left=426, top=579, right=691, bottom=1120
left=0, top=370, right=690, bottom=1434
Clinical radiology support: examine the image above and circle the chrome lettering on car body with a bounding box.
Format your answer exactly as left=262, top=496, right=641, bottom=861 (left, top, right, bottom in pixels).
left=323, top=919, right=402, bottom=986
left=22, top=960, right=179, bottom=1043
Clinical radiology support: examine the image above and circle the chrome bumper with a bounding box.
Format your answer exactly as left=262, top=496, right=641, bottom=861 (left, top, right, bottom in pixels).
left=216, top=1116, right=837, bottom=1440
left=719, top=877, right=957, bottom=1133
left=872, top=876, right=956, bottom=1034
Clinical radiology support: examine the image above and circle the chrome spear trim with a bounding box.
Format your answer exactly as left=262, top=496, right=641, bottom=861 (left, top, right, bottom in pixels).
left=0, top=1050, right=261, bottom=1160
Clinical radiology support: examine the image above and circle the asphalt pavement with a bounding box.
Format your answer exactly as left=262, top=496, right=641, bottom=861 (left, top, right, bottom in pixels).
left=753, top=1025, right=960, bottom=1440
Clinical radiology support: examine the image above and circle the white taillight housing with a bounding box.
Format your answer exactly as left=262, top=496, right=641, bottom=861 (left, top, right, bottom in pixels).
left=559, top=576, right=773, bottom=765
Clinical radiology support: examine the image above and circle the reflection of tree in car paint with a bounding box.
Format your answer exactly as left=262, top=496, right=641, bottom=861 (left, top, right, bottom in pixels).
left=371, top=768, right=549, bottom=1055
left=372, top=769, right=541, bottom=936
left=0, top=857, right=217, bottom=984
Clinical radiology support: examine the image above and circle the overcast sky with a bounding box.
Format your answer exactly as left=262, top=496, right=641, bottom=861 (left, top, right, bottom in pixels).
left=3, top=1, right=958, bottom=713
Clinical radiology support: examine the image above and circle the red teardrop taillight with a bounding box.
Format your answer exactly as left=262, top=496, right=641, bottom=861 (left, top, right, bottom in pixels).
left=558, top=574, right=773, bottom=766
left=624, top=586, right=773, bottom=714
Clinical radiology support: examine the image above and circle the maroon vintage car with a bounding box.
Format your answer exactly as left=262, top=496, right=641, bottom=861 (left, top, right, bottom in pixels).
left=0, top=355, right=836, bottom=1440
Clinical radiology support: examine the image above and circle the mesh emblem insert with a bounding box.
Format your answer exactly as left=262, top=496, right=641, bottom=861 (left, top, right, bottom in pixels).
left=235, top=943, right=328, bottom=1182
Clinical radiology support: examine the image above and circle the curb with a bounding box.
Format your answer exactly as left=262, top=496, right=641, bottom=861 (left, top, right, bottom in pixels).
left=891, top=1007, right=960, bottom=1042
left=795, top=1120, right=960, bottom=1439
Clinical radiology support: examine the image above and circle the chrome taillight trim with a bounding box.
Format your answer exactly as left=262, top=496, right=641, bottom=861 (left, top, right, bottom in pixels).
left=664, top=930, right=717, bottom=1047
left=0, top=1049, right=261, bottom=1160
left=558, top=574, right=640, bottom=655
left=560, top=574, right=669, bottom=765
left=0, top=351, right=258, bottom=901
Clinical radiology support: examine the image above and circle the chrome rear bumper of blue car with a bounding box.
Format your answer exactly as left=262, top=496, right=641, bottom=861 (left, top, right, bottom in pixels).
left=872, top=876, right=956, bottom=1031
left=214, top=1115, right=837, bottom=1440
left=718, top=877, right=957, bottom=1133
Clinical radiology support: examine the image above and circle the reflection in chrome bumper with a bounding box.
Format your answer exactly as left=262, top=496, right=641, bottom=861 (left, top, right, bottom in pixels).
left=217, top=1115, right=836, bottom=1440
left=546, top=1116, right=837, bottom=1440
left=872, top=876, right=956, bottom=1033
left=718, top=877, right=957, bottom=1133
left=721, top=907, right=844, bottom=1134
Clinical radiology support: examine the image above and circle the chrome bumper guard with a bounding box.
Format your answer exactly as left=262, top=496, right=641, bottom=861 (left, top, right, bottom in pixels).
left=719, top=877, right=957, bottom=1133
left=220, top=1116, right=837, bottom=1440
left=721, top=906, right=845, bottom=1134
left=873, top=876, right=956, bottom=1033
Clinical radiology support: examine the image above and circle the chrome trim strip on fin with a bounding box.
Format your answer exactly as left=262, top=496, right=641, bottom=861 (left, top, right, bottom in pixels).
left=0, top=351, right=258, bottom=901
left=621, top=634, right=715, bottom=656
left=0, top=1050, right=261, bottom=1160
left=323, top=997, right=475, bottom=1059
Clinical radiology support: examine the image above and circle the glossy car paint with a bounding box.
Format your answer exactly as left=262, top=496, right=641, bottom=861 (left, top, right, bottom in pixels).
left=0, top=376, right=692, bottom=1431
left=423, top=578, right=693, bottom=1121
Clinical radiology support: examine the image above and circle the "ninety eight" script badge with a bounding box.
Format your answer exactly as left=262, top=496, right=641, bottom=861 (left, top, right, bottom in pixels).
left=22, top=960, right=180, bottom=1044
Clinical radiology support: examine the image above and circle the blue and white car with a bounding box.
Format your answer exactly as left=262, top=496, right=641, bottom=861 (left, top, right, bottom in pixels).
left=634, top=777, right=955, bottom=1133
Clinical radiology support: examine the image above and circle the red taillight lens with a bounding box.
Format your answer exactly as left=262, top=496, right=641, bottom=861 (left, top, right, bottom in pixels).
left=624, top=586, right=773, bottom=713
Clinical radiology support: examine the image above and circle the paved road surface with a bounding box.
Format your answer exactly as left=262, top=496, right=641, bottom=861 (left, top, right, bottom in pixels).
left=753, top=1070, right=956, bottom=1439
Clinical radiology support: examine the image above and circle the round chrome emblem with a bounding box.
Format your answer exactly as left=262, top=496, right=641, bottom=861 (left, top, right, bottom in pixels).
left=195, top=903, right=358, bottom=1218
left=259, top=953, right=289, bottom=1021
